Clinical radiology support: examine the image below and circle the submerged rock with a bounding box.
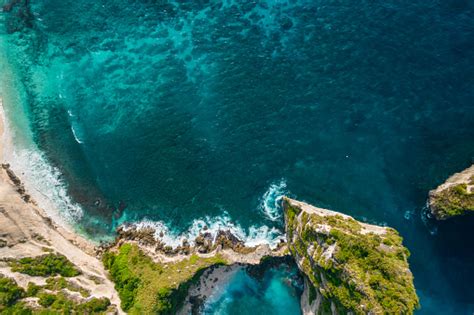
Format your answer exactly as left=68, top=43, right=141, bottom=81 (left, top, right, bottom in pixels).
left=428, top=164, right=474, bottom=220
left=283, top=197, right=419, bottom=315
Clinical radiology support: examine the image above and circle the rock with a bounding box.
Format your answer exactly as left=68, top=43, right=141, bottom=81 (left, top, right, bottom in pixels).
left=428, top=164, right=474, bottom=220
left=1, top=166, right=33, bottom=204
left=194, top=235, right=205, bottom=246
left=180, top=239, right=191, bottom=255
left=195, top=232, right=213, bottom=253
left=283, top=197, right=419, bottom=315
left=154, top=241, right=165, bottom=252
left=163, top=245, right=175, bottom=255
left=5, top=168, right=22, bottom=187
left=116, top=225, right=157, bottom=246
left=215, top=230, right=244, bottom=250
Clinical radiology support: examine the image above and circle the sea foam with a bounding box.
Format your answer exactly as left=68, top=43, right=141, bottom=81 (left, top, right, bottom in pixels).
left=119, top=179, right=289, bottom=249
left=122, top=211, right=285, bottom=250
left=5, top=146, right=84, bottom=226
left=259, top=179, right=287, bottom=221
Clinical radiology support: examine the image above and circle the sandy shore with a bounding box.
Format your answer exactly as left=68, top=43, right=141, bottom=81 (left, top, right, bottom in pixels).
left=0, top=98, right=122, bottom=312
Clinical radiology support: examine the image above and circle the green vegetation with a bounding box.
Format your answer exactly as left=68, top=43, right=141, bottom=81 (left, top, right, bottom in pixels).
left=1, top=253, right=112, bottom=314
left=0, top=276, right=25, bottom=312
left=43, top=277, right=89, bottom=298
left=103, top=243, right=227, bottom=314
left=9, top=254, right=80, bottom=277
left=36, top=292, right=110, bottom=313
left=283, top=198, right=419, bottom=315
left=0, top=274, right=111, bottom=314
left=431, top=178, right=474, bottom=219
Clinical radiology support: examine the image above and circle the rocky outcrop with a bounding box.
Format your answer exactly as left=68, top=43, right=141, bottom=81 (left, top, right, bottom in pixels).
left=102, top=224, right=287, bottom=262
left=428, top=164, right=474, bottom=220
left=99, top=221, right=290, bottom=313
left=101, top=227, right=289, bottom=314
left=1, top=163, right=32, bottom=203
left=283, top=197, right=419, bottom=315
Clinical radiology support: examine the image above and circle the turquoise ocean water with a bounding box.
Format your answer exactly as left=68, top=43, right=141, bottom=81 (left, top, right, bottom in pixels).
left=1, top=0, right=474, bottom=313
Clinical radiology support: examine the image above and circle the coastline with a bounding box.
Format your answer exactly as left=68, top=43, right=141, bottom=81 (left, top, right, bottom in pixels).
left=0, top=96, right=291, bottom=313
left=0, top=93, right=420, bottom=315
left=0, top=97, right=95, bottom=254
left=0, top=97, right=123, bottom=311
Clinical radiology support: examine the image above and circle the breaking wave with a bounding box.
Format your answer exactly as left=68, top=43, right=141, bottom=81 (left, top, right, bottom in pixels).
left=5, top=146, right=84, bottom=226
left=122, top=211, right=285, bottom=249
left=259, top=179, right=287, bottom=221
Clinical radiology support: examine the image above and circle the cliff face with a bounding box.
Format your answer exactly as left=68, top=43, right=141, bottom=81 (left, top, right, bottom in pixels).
left=283, top=197, right=419, bottom=315
left=429, top=164, right=474, bottom=220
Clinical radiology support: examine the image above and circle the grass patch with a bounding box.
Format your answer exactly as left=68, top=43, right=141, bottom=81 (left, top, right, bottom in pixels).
left=431, top=182, right=474, bottom=219
left=103, top=243, right=227, bottom=314
left=9, top=254, right=80, bottom=277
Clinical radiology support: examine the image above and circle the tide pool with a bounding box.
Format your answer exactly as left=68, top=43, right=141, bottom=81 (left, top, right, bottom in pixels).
left=1, top=0, right=474, bottom=313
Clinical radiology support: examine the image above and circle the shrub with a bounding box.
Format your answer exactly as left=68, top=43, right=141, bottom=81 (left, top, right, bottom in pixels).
left=0, top=275, right=110, bottom=314
left=0, top=276, right=25, bottom=310
left=25, top=282, right=41, bottom=297
left=431, top=183, right=474, bottom=219
left=9, top=254, right=80, bottom=277
left=38, top=293, right=56, bottom=307
left=77, top=297, right=111, bottom=313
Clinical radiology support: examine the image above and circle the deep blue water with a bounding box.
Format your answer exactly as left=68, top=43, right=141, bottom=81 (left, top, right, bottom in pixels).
left=1, top=0, right=474, bottom=314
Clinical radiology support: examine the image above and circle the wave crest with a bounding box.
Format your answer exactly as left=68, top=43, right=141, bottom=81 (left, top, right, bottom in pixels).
left=6, top=147, right=84, bottom=225
left=123, top=212, right=285, bottom=249
left=259, top=179, right=287, bottom=221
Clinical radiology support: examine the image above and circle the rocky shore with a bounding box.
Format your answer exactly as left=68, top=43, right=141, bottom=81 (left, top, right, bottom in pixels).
left=0, top=98, right=420, bottom=315
left=428, top=164, right=474, bottom=220
left=102, top=222, right=287, bottom=262
left=0, top=159, right=420, bottom=315
left=0, top=163, right=420, bottom=315
left=100, top=223, right=289, bottom=314
left=102, top=197, right=419, bottom=315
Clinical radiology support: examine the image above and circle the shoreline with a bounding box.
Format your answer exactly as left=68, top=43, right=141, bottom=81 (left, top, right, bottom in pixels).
left=0, top=96, right=290, bottom=314
left=0, top=96, right=286, bottom=250
left=0, top=97, right=123, bottom=311
left=0, top=97, right=97, bottom=254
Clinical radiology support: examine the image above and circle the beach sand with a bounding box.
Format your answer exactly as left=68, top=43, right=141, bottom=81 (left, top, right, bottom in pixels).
left=0, top=98, right=123, bottom=312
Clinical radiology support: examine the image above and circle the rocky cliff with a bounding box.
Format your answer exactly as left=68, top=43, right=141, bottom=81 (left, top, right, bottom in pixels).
left=428, top=164, right=474, bottom=220
left=283, top=197, right=419, bottom=315
left=100, top=224, right=288, bottom=314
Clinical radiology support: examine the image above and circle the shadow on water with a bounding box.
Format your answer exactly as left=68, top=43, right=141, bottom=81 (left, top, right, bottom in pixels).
left=431, top=214, right=474, bottom=305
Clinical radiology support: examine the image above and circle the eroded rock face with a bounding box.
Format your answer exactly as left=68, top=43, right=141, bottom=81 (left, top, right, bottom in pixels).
left=428, top=164, right=474, bottom=220
left=283, top=197, right=419, bottom=315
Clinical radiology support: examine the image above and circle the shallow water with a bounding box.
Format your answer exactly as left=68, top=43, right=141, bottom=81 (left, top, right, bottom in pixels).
left=203, top=263, right=302, bottom=315
left=1, top=0, right=474, bottom=313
